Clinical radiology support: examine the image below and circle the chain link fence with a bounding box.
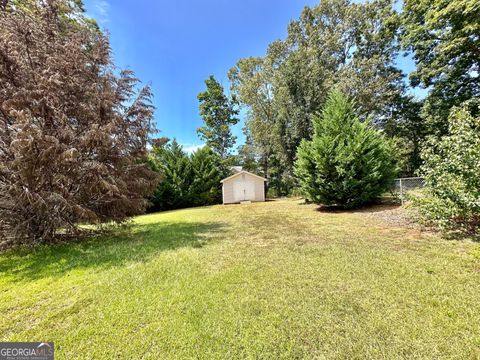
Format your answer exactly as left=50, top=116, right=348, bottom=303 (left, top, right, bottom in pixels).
left=391, top=177, right=425, bottom=204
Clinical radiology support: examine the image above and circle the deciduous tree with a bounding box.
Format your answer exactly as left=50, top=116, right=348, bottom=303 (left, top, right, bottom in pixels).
left=415, top=104, right=480, bottom=234
left=401, top=0, right=480, bottom=135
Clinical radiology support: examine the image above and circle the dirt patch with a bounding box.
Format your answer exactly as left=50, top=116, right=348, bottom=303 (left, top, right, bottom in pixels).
left=363, top=205, right=426, bottom=230
left=311, top=199, right=428, bottom=231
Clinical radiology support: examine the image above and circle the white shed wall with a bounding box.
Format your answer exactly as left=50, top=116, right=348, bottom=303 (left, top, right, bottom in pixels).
left=222, top=179, right=234, bottom=204
left=254, top=178, right=265, bottom=202
left=222, top=173, right=265, bottom=204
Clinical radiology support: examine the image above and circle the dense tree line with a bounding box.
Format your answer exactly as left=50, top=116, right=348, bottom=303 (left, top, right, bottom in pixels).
left=401, top=0, right=480, bottom=136
left=230, top=0, right=406, bottom=195
left=230, top=0, right=479, bottom=195
left=154, top=0, right=479, bottom=216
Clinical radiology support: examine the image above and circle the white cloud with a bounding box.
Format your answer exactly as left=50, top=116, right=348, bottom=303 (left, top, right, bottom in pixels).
left=182, top=143, right=205, bottom=154
left=95, top=0, right=109, bottom=15
left=90, top=0, right=110, bottom=25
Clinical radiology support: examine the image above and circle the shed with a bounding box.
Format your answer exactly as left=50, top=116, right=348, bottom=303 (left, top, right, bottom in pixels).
left=221, top=170, right=266, bottom=204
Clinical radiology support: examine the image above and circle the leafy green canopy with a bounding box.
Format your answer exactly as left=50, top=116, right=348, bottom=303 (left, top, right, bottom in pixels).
left=401, top=0, right=480, bottom=134
left=295, top=90, right=398, bottom=208
left=415, top=105, right=480, bottom=234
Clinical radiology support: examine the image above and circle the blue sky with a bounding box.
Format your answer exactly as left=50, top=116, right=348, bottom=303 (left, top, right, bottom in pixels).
left=84, top=0, right=421, bottom=153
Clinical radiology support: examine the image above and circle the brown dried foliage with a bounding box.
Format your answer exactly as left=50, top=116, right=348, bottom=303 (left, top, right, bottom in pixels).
left=0, top=1, right=159, bottom=245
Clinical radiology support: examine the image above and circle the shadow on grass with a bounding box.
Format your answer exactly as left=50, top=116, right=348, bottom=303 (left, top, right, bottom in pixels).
left=0, top=221, right=225, bottom=283
left=441, top=231, right=480, bottom=243
left=315, top=201, right=402, bottom=214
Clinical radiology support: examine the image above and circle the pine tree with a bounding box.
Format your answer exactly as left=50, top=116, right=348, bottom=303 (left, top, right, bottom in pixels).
left=0, top=1, right=158, bottom=244
left=190, top=147, right=223, bottom=206
left=295, top=90, right=398, bottom=208
left=197, top=75, right=239, bottom=160
left=149, top=140, right=193, bottom=211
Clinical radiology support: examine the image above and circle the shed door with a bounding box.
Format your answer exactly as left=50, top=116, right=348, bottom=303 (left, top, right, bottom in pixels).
left=233, top=175, right=245, bottom=202
left=245, top=177, right=255, bottom=200
left=233, top=174, right=256, bottom=202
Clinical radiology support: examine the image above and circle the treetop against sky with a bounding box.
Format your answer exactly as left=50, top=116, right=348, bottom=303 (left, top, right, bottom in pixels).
left=84, top=0, right=423, bottom=151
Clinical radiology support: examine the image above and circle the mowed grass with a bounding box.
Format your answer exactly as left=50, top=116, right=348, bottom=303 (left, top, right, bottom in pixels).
left=1, top=199, right=480, bottom=359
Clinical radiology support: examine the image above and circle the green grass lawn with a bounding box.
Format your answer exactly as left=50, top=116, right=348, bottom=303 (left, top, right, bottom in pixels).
left=1, top=199, right=479, bottom=359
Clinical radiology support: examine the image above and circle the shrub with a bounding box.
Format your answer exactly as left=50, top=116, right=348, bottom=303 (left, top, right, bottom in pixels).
left=294, top=90, right=397, bottom=208
left=148, top=142, right=224, bottom=211
left=149, top=140, right=193, bottom=211
left=0, top=2, right=158, bottom=245
left=414, top=105, right=480, bottom=234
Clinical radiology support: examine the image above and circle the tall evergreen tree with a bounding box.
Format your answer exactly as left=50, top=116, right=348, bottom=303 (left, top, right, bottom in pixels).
left=148, top=142, right=225, bottom=211
left=149, top=140, right=193, bottom=211
left=197, top=75, right=239, bottom=160
left=229, top=57, right=277, bottom=186
left=190, top=146, right=223, bottom=206
left=295, top=90, right=398, bottom=208
left=0, top=0, right=158, bottom=244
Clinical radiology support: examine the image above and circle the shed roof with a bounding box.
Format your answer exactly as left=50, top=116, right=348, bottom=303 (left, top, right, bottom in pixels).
left=220, top=170, right=267, bottom=183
